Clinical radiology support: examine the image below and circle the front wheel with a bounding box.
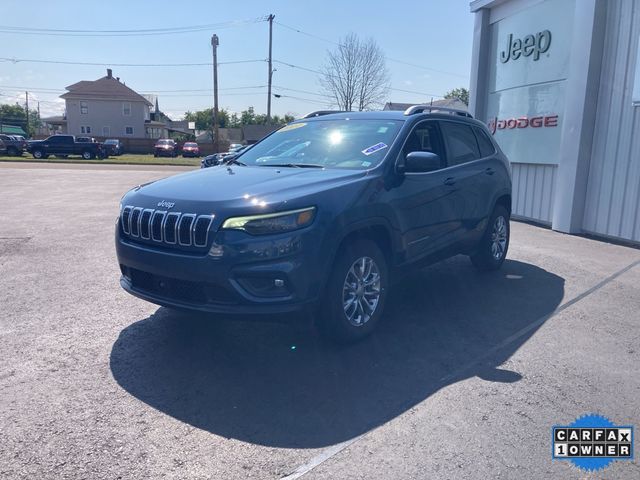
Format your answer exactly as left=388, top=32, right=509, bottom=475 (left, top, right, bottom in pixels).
left=81, top=150, right=93, bottom=160
left=317, top=239, right=388, bottom=343
left=32, top=149, right=45, bottom=159
left=470, top=205, right=510, bottom=271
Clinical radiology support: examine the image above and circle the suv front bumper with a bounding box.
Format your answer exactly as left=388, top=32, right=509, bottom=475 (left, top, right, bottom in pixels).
left=115, top=225, right=324, bottom=315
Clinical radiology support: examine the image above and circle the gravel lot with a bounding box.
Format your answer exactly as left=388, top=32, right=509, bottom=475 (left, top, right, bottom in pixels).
left=1, top=162, right=639, bottom=479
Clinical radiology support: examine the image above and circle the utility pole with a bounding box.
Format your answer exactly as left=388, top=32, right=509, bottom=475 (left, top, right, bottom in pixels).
left=266, top=14, right=275, bottom=124
left=211, top=34, right=220, bottom=152
left=25, top=91, right=29, bottom=137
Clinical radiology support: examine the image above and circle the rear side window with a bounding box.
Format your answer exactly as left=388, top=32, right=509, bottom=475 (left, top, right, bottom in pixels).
left=441, top=121, right=480, bottom=167
left=473, top=126, right=496, bottom=157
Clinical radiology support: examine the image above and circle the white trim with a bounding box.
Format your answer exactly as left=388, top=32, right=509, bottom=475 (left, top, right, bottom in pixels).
left=122, top=102, right=131, bottom=116
left=102, top=126, right=110, bottom=136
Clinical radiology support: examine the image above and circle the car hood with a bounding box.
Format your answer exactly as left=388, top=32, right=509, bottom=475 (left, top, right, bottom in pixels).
left=125, top=165, right=368, bottom=212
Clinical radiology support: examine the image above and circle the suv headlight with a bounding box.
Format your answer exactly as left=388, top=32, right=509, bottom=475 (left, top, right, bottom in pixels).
left=221, top=207, right=316, bottom=235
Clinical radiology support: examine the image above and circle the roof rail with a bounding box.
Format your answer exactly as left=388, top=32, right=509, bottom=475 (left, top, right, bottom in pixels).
left=403, top=105, right=473, bottom=118
left=302, top=110, right=347, bottom=118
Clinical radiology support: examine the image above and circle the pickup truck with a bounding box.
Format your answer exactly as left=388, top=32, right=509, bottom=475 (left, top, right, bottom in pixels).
left=28, top=135, right=106, bottom=160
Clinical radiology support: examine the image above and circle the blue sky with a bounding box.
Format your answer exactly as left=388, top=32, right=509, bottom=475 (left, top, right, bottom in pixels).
left=0, top=0, right=474, bottom=120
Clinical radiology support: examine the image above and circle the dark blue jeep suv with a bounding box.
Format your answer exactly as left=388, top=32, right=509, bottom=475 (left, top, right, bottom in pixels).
left=116, top=106, right=511, bottom=342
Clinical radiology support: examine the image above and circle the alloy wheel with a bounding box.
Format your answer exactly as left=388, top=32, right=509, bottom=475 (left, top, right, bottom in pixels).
left=342, top=256, right=381, bottom=326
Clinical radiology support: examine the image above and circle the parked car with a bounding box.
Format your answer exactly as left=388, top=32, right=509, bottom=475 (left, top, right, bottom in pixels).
left=200, top=145, right=251, bottom=168
left=27, top=135, right=105, bottom=160
left=116, top=106, right=512, bottom=342
left=154, top=139, right=177, bottom=157
left=181, top=142, right=200, bottom=157
left=0, top=134, right=26, bottom=156
left=0, top=137, right=6, bottom=155
left=104, top=139, right=124, bottom=156
left=228, top=143, right=244, bottom=153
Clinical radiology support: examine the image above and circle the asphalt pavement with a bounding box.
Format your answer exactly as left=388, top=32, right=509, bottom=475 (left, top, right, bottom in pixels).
left=1, top=162, right=638, bottom=479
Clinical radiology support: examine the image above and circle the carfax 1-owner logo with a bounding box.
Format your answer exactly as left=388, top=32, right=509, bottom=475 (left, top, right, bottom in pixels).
left=552, top=414, right=634, bottom=472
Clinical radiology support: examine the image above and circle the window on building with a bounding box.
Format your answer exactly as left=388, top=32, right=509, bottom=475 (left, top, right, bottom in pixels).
left=125, top=126, right=134, bottom=135
left=80, top=101, right=88, bottom=114
left=102, top=126, right=110, bottom=136
left=123, top=102, right=131, bottom=116
left=441, top=121, right=481, bottom=166
left=80, top=126, right=91, bottom=134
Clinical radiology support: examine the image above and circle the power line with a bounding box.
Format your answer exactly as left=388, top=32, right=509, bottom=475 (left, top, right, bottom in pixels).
left=273, top=60, right=445, bottom=98
left=274, top=20, right=468, bottom=79
left=0, top=57, right=266, bottom=67
left=0, top=17, right=268, bottom=37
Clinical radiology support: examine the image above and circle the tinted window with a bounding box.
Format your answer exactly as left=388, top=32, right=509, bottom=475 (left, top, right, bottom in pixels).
left=441, top=122, right=480, bottom=166
left=473, top=126, right=496, bottom=157
left=402, top=121, right=445, bottom=168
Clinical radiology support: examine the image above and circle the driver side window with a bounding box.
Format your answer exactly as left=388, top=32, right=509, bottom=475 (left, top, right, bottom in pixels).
left=402, top=122, right=446, bottom=168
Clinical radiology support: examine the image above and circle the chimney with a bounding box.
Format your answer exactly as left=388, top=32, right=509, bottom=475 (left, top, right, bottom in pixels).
left=107, top=68, right=112, bottom=78
left=116, top=77, right=120, bottom=82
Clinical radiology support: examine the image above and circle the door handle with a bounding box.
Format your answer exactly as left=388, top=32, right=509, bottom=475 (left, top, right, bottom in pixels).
left=484, top=167, right=495, bottom=175
left=444, top=177, right=456, bottom=186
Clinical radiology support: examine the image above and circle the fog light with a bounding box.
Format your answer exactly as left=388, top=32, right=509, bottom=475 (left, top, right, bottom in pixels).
left=274, top=279, right=284, bottom=287
left=209, top=242, right=224, bottom=258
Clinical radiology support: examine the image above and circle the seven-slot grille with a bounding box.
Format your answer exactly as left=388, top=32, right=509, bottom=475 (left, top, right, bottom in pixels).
left=121, top=205, right=214, bottom=248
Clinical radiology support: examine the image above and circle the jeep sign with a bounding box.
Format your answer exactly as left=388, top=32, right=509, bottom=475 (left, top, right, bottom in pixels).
left=500, top=30, right=552, bottom=63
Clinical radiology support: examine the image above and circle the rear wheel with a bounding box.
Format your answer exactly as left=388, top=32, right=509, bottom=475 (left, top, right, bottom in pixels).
left=81, top=150, right=93, bottom=160
left=317, top=239, right=388, bottom=343
left=470, top=205, right=510, bottom=271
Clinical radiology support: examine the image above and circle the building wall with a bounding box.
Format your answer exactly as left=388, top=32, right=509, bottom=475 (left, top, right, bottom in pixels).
left=582, top=0, right=640, bottom=242
left=65, top=98, right=150, bottom=138
left=512, top=163, right=557, bottom=224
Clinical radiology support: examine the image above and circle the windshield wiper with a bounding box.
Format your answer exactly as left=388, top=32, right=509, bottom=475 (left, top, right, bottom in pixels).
left=259, top=163, right=324, bottom=169
left=224, top=157, right=246, bottom=166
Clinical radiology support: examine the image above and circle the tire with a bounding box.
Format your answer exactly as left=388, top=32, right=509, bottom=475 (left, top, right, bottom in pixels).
left=317, top=239, right=388, bottom=343
left=470, top=205, right=510, bottom=271
left=81, top=150, right=93, bottom=160
left=32, top=149, right=44, bottom=159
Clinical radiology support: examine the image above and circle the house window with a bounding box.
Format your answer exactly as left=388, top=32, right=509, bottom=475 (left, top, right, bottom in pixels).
left=123, top=102, right=131, bottom=116
left=102, top=126, right=110, bottom=136
left=80, top=101, right=88, bottom=114
left=80, top=126, right=91, bottom=134
left=125, top=126, right=134, bottom=135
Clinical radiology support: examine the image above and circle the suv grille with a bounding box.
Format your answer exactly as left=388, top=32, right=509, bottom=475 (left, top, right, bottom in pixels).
left=121, top=205, right=214, bottom=248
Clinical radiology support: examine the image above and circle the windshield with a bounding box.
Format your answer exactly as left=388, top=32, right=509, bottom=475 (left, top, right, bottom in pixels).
left=157, top=140, right=173, bottom=145
left=237, top=119, right=403, bottom=169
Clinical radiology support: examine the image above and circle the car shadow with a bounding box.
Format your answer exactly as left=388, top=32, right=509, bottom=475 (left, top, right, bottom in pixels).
left=109, top=257, right=564, bottom=448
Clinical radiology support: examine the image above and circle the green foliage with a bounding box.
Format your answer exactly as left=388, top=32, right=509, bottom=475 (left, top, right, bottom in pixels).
left=0, top=103, right=41, bottom=136
left=184, top=107, right=293, bottom=131
left=444, top=87, right=469, bottom=106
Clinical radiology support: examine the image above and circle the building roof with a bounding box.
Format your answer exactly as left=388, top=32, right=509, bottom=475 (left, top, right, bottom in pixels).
left=383, top=98, right=468, bottom=111
left=61, top=70, right=153, bottom=105
left=241, top=124, right=280, bottom=142
left=0, top=124, right=27, bottom=135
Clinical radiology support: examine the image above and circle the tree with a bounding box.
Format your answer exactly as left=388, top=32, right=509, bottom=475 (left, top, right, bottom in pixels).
left=320, top=33, right=390, bottom=111
left=444, top=87, right=469, bottom=106
left=0, top=103, right=40, bottom=136
left=184, top=107, right=292, bottom=131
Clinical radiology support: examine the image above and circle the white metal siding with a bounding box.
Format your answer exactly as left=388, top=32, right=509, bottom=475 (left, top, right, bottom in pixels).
left=583, top=0, right=640, bottom=242
left=511, top=163, right=557, bottom=224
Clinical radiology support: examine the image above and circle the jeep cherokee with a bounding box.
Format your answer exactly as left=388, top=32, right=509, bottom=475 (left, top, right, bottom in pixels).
left=116, top=106, right=512, bottom=342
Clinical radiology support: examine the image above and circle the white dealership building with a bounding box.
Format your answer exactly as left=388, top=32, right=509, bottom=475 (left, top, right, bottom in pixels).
left=469, top=0, right=640, bottom=243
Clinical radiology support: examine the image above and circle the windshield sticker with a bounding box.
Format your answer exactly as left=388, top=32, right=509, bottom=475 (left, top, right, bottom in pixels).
left=278, top=123, right=307, bottom=133
left=362, top=142, right=388, bottom=156
left=377, top=126, right=388, bottom=133
left=362, top=161, right=372, bottom=167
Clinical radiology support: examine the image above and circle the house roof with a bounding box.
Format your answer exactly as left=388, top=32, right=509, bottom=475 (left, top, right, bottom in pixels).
left=61, top=71, right=153, bottom=106
left=0, top=124, right=27, bottom=135
left=383, top=98, right=468, bottom=111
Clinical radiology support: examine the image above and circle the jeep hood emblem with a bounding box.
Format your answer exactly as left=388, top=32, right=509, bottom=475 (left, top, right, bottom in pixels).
left=157, top=200, right=175, bottom=209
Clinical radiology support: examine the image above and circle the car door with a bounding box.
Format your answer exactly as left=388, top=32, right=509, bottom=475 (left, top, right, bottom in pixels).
left=388, top=120, right=465, bottom=261
left=439, top=120, right=488, bottom=247
left=46, top=136, right=64, bottom=155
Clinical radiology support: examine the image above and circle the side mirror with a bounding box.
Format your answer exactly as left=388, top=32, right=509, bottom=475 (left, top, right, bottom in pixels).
left=404, top=151, right=442, bottom=173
